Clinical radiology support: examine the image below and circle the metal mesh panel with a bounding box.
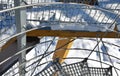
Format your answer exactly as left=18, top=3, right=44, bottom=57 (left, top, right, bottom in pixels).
left=63, top=61, right=88, bottom=76
left=35, top=60, right=112, bottom=76
left=88, top=67, right=112, bottom=76
left=38, top=65, right=56, bottom=76
left=63, top=61, right=112, bottom=76
left=35, top=61, right=63, bottom=76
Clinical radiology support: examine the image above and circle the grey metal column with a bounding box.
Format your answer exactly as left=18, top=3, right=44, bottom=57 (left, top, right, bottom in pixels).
left=14, top=0, right=27, bottom=76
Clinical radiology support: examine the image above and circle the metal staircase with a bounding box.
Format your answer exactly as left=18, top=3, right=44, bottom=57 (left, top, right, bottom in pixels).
left=0, top=0, right=120, bottom=76
left=36, top=59, right=112, bottom=76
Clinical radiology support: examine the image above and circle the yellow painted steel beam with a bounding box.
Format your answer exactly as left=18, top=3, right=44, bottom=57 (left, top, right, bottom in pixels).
left=1, top=28, right=119, bottom=52
left=53, top=38, right=73, bottom=63
left=27, top=30, right=120, bottom=38
left=0, top=37, right=16, bottom=52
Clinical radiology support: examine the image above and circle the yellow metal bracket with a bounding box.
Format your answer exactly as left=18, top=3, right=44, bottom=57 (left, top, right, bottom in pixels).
left=53, top=37, right=73, bottom=63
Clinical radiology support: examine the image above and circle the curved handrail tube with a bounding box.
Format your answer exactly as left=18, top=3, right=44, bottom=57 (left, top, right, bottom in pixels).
left=0, top=2, right=118, bottom=16
left=2, top=42, right=120, bottom=75
left=1, top=35, right=120, bottom=67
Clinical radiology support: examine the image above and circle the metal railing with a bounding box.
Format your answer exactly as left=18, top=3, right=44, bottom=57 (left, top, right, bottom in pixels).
left=0, top=0, right=120, bottom=76
left=0, top=1, right=119, bottom=40
left=1, top=37, right=120, bottom=75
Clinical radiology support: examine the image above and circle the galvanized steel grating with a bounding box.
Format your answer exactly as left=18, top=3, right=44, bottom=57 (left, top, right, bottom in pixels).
left=35, top=60, right=112, bottom=76
left=88, top=67, right=112, bottom=76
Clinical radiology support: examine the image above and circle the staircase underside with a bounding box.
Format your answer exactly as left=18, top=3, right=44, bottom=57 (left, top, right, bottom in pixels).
left=36, top=59, right=112, bottom=76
